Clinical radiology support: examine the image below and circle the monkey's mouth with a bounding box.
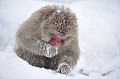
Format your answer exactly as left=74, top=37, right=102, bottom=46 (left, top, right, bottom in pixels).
left=49, top=33, right=63, bottom=46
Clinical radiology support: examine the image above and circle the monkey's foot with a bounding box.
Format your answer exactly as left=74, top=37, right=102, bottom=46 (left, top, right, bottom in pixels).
left=57, top=62, right=71, bottom=75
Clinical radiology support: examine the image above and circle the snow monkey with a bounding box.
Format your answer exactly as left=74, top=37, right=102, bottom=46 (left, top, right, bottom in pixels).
left=14, top=5, right=80, bottom=74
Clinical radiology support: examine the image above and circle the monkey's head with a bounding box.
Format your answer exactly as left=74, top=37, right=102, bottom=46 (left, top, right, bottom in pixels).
left=37, top=5, right=77, bottom=47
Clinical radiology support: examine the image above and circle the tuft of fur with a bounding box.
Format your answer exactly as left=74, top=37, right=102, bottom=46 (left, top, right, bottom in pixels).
left=14, top=5, right=80, bottom=75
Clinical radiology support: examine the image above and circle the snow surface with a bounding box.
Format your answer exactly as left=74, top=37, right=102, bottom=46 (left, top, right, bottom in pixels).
left=0, top=0, right=120, bottom=79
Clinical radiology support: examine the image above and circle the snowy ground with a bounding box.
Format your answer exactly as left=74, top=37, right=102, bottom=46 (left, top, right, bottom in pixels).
left=0, top=0, right=120, bottom=79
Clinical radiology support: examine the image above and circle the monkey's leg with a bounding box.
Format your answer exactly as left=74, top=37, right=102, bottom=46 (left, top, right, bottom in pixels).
left=56, top=47, right=79, bottom=74
left=15, top=47, right=46, bottom=68
left=45, top=57, right=58, bottom=70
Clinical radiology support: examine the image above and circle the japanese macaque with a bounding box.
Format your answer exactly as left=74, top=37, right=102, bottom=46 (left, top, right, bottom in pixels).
left=14, top=5, right=80, bottom=74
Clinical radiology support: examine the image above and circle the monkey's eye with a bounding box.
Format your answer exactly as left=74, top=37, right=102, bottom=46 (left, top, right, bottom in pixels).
left=45, top=26, right=52, bottom=28
left=57, top=31, right=66, bottom=36
left=45, top=26, right=52, bottom=30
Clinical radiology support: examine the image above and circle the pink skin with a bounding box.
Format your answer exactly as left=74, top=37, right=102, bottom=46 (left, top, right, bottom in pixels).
left=50, top=33, right=62, bottom=46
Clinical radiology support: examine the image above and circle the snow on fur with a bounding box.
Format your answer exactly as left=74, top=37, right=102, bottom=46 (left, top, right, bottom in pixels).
left=0, top=0, right=120, bottom=79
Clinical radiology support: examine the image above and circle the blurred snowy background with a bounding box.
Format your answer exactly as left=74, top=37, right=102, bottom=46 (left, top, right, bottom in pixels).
left=0, top=0, right=120, bottom=79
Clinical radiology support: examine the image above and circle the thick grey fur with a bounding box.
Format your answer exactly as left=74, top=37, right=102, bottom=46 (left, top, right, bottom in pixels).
left=14, top=5, right=80, bottom=74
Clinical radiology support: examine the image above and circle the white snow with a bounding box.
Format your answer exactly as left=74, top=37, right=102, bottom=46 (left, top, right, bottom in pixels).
left=0, top=0, right=120, bottom=79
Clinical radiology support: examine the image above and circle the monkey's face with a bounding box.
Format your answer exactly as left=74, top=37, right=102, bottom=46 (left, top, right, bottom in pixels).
left=40, top=10, right=77, bottom=47
left=42, top=21, right=72, bottom=47
left=43, top=23, right=63, bottom=47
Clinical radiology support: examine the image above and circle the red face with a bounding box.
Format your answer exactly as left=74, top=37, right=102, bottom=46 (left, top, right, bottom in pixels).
left=50, top=33, right=62, bottom=46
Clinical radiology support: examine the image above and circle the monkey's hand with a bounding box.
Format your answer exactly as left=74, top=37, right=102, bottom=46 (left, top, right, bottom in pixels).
left=43, top=43, right=58, bottom=58
left=57, top=62, right=71, bottom=75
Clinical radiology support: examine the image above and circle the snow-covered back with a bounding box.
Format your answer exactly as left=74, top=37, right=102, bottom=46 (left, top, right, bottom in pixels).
left=0, top=0, right=120, bottom=79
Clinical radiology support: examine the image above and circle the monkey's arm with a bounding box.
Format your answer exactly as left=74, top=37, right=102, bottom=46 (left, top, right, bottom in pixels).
left=57, top=36, right=80, bottom=74
left=17, top=36, right=58, bottom=58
